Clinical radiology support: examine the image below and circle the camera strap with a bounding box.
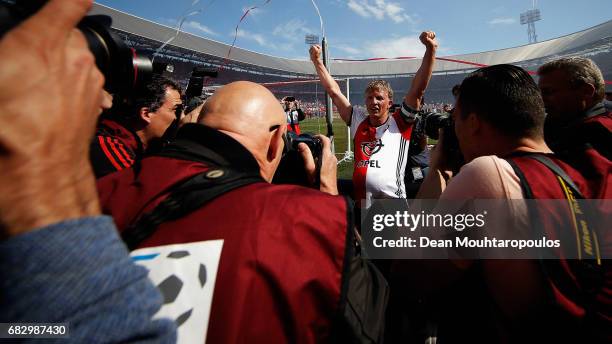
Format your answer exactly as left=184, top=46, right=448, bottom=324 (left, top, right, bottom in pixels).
left=506, top=152, right=606, bottom=325
left=121, top=167, right=262, bottom=250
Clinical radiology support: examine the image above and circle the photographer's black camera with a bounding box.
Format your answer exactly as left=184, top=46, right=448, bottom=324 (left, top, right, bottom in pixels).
left=273, top=132, right=323, bottom=187
left=0, top=0, right=152, bottom=96
left=423, top=112, right=453, bottom=141
left=185, top=66, right=218, bottom=101
left=422, top=111, right=465, bottom=172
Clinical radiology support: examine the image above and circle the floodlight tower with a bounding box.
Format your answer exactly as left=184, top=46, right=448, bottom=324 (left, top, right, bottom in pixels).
left=305, top=34, right=319, bottom=46
left=520, top=0, right=541, bottom=43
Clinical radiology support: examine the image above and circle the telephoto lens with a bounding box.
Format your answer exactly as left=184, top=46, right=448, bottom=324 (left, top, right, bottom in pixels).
left=0, top=0, right=153, bottom=96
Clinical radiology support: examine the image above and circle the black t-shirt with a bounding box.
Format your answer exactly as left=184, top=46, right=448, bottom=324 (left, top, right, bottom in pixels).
left=408, top=114, right=429, bottom=168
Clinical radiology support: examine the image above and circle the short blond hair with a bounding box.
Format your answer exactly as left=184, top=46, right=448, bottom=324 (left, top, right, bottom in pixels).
left=365, top=80, right=393, bottom=100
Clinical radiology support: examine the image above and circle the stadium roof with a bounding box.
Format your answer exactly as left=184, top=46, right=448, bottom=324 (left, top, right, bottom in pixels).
left=90, top=3, right=612, bottom=77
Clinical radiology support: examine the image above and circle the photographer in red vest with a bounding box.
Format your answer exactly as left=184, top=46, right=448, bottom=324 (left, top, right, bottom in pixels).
left=537, top=57, right=611, bottom=161
left=98, top=81, right=388, bottom=343
left=396, top=64, right=610, bottom=342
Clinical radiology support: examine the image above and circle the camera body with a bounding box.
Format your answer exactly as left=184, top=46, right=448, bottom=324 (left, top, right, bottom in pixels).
left=185, top=67, right=218, bottom=100
left=422, top=111, right=465, bottom=172
left=423, top=111, right=454, bottom=140
left=273, top=132, right=323, bottom=187
left=0, top=0, right=152, bottom=96
left=286, top=132, right=322, bottom=161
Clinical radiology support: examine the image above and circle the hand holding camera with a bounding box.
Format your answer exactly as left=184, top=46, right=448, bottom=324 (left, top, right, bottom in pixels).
left=428, top=128, right=454, bottom=180
left=272, top=132, right=338, bottom=195
left=298, top=134, right=338, bottom=195
left=422, top=111, right=465, bottom=174
left=0, top=0, right=103, bottom=235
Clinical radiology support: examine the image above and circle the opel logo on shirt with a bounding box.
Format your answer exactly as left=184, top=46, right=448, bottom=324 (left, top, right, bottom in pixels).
left=361, top=139, right=384, bottom=157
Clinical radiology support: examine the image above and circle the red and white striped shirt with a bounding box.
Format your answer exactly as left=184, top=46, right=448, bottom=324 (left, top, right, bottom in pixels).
left=350, top=107, right=414, bottom=207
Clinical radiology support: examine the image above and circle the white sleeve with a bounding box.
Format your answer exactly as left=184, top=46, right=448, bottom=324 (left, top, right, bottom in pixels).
left=349, top=107, right=368, bottom=140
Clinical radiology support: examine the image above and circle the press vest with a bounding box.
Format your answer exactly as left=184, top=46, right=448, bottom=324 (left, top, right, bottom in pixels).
left=506, top=113, right=611, bottom=340
left=97, top=125, right=353, bottom=343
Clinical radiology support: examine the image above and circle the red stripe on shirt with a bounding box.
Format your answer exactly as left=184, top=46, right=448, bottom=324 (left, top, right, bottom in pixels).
left=112, top=138, right=135, bottom=165
left=352, top=118, right=376, bottom=204
left=105, top=137, right=131, bottom=169
left=392, top=110, right=414, bottom=141
left=98, top=136, right=123, bottom=171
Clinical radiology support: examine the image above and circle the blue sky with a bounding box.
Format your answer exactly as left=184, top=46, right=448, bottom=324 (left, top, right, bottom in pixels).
left=95, top=0, right=612, bottom=60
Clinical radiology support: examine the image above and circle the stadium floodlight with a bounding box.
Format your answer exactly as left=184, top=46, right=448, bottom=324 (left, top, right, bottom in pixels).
left=305, top=34, right=320, bottom=45
left=520, top=9, right=541, bottom=25
left=520, top=8, right=541, bottom=43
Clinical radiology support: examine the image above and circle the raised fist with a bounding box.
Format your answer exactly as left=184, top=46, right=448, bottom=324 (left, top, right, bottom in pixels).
left=309, top=44, right=322, bottom=62
left=419, top=31, right=438, bottom=49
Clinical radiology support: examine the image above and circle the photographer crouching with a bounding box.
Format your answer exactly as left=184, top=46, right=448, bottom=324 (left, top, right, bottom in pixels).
left=97, top=81, right=388, bottom=343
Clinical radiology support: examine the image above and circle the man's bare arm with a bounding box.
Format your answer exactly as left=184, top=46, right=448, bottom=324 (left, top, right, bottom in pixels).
left=309, top=45, right=352, bottom=125
left=415, top=129, right=452, bottom=199
left=403, top=31, right=438, bottom=110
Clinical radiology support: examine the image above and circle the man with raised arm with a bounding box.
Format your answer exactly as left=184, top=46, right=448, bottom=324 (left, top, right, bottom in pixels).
left=309, top=31, right=438, bottom=207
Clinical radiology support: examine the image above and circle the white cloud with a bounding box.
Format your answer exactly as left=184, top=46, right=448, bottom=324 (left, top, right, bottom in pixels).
left=347, top=0, right=370, bottom=18
left=331, top=35, right=453, bottom=59
left=182, top=20, right=218, bottom=36
left=346, top=0, right=415, bottom=24
left=488, top=17, right=516, bottom=25
left=363, top=34, right=426, bottom=58
left=158, top=18, right=218, bottom=37
left=234, top=29, right=277, bottom=49
left=272, top=19, right=314, bottom=41
left=334, top=44, right=362, bottom=56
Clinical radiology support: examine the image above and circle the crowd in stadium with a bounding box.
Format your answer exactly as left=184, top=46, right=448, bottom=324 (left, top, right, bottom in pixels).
left=1, top=0, right=611, bottom=343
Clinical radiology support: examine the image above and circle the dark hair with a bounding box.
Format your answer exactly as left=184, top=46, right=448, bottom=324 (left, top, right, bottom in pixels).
left=111, top=76, right=181, bottom=120
left=451, top=84, right=461, bottom=97
left=456, top=64, right=545, bottom=139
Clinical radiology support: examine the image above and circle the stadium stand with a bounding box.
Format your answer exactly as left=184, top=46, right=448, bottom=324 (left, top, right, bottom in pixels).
left=89, top=3, right=612, bottom=105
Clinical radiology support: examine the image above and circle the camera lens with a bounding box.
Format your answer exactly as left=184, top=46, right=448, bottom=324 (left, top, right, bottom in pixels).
left=424, top=112, right=451, bottom=140
left=0, top=2, right=153, bottom=97
left=274, top=132, right=323, bottom=187
left=79, top=15, right=152, bottom=95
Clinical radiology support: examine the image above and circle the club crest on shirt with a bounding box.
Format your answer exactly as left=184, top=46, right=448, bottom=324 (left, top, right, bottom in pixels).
left=361, top=139, right=384, bottom=157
